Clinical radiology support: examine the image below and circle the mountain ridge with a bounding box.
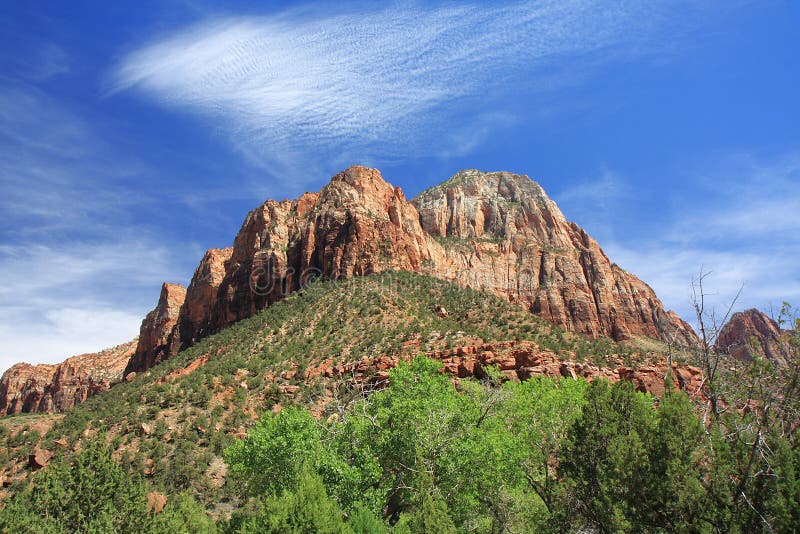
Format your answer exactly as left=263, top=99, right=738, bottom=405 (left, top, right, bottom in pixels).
left=0, top=339, right=137, bottom=415
left=137, top=164, right=696, bottom=372
left=1, top=165, right=698, bottom=415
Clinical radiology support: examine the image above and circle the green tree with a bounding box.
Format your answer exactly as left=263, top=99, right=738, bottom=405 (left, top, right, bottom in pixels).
left=559, top=380, right=708, bottom=533
left=0, top=438, right=151, bottom=533
left=395, top=487, right=457, bottom=534
left=151, top=492, right=218, bottom=533
left=227, top=470, right=349, bottom=533
left=0, top=437, right=214, bottom=533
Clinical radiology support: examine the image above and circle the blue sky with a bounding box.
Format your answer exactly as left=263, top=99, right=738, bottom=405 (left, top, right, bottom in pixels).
left=1, top=0, right=798, bottom=373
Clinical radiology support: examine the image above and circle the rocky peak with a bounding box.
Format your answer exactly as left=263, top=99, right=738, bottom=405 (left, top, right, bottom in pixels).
left=715, top=309, right=793, bottom=368
left=413, top=169, right=697, bottom=345
left=328, top=165, right=397, bottom=202
left=318, top=165, right=420, bottom=233
left=413, top=170, right=565, bottom=240
left=124, top=283, right=187, bottom=376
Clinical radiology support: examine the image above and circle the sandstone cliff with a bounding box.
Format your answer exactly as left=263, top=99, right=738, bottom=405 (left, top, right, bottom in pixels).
left=123, top=283, right=186, bottom=376
left=413, top=170, right=697, bottom=345
left=123, top=165, right=696, bottom=374
left=0, top=339, right=137, bottom=415
left=715, top=308, right=793, bottom=368
left=173, top=248, right=233, bottom=351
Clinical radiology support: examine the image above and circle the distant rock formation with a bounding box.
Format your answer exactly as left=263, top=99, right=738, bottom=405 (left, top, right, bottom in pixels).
left=0, top=339, right=137, bottom=415
left=716, top=308, right=794, bottom=368
left=123, top=165, right=696, bottom=374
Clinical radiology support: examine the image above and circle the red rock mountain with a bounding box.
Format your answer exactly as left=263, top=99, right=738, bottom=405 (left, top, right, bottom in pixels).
left=412, top=170, right=696, bottom=345
left=0, top=165, right=699, bottom=413
left=127, top=165, right=696, bottom=374
left=0, top=339, right=137, bottom=416
left=715, top=308, right=794, bottom=368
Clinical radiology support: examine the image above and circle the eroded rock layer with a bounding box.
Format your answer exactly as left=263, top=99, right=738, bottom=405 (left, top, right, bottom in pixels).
left=0, top=340, right=137, bottom=415
left=412, top=170, right=697, bottom=345
left=123, top=283, right=187, bottom=376
left=304, top=340, right=706, bottom=401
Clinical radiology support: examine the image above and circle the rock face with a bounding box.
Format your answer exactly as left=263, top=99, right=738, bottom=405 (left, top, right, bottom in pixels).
left=205, top=167, right=429, bottom=335
left=412, top=170, right=697, bottom=345
left=123, top=283, right=187, bottom=376
left=716, top=309, right=793, bottom=368
left=124, top=165, right=696, bottom=374
left=303, top=340, right=707, bottom=400
left=175, top=248, right=233, bottom=351
left=126, top=166, right=433, bottom=373
left=0, top=339, right=137, bottom=415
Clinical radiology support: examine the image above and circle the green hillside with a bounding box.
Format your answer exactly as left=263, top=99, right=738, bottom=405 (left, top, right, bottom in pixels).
left=0, top=273, right=630, bottom=504
left=1, top=272, right=798, bottom=532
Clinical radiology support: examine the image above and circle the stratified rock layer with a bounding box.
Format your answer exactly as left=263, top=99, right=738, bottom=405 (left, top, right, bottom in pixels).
left=176, top=248, right=233, bottom=351
left=0, top=339, right=137, bottom=415
left=123, top=165, right=697, bottom=374
left=715, top=309, right=793, bottom=368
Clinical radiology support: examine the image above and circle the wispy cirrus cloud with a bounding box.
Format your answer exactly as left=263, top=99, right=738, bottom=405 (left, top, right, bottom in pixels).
left=109, top=0, right=716, bottom=178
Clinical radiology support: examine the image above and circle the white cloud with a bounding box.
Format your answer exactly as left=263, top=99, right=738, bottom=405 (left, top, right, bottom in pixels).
left=0, top=240, right=182, bottom=376
left=606, top=243, right=800, bottom=328
left=0, top=308, right=143, bottom=376
left=596, top=153, right=800, bottom=327
left=110, top=1, right=714, bottom=178
left=667, top=153, right=800, bottom=244
left=0, top=85, right=193, bottom=376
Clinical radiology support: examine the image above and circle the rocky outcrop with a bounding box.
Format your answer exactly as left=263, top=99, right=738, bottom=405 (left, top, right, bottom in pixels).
left=126, top=166, right=434, bottom=374
left=303, top=340, right=706, bottom=400
left=412, top=170, right=697, bottom=345
left=123, top=283, right=186, bottom=376
left=715, top=309, right=793, bottom=368
left=0, top=339, right=137, bottom=415
left=174, top=248, right=232, bottom=351
left=124, top=165, right=696, bottom=374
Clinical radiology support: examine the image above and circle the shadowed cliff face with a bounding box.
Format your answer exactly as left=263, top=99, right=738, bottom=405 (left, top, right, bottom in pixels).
left=716, top=308, right=794, bottom=368
left=126, top=165, right=696, bottom=375
left=0, top=340, right=136, bottom=416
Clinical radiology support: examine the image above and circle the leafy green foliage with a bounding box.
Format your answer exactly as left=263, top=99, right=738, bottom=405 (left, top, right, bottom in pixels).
left=223, top=356, right=800, bottom=532
left=559, top=380, right=707, bottom=532
left=0, top=437, right=215, bottom=533
left=225, top=357, right=593, bottom=532
left=226, top=470, right=348, bottom=533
